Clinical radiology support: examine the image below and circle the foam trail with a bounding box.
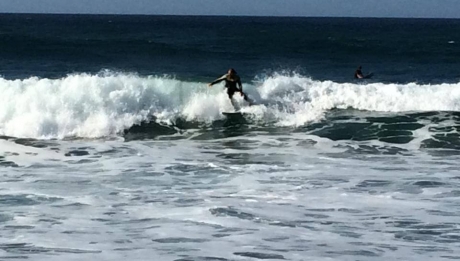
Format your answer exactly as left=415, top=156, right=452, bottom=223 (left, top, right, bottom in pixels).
left=1, top=72, right=460, bottom=139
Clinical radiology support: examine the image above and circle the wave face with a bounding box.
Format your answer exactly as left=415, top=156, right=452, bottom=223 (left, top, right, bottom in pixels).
left=1, top=72, right=460, bottom=139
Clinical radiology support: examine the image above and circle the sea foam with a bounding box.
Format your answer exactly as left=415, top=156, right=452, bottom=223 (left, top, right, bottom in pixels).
left=0, top=72, right=459, bottom=139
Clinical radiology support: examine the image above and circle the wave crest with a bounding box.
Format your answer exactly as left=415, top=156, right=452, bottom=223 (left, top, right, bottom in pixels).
left=1, top=72, right=459, bottom=139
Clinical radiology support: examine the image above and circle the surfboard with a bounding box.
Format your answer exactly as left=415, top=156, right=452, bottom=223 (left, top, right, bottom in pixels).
left=222, top=111, right=244, bottom=116
left=364, top=73, right=374, bottom=79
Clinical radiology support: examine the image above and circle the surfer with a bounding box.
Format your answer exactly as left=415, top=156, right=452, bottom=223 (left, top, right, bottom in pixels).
left=354, top=66, right=364, bottom=79
left=208, top=68, right=253, bottom=107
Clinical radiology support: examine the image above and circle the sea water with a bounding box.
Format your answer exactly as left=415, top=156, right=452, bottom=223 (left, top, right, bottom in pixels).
left=0, top=14, right=460, bottom=260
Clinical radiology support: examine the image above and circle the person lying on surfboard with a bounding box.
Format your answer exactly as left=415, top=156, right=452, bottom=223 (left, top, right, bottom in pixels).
left=208, top=68, right=253, bottom=107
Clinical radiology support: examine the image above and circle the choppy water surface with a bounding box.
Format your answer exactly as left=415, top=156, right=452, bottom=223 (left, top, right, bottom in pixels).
left=1, top=14, right=460, bottom=260
left=1, top=115, right=460, bottom=260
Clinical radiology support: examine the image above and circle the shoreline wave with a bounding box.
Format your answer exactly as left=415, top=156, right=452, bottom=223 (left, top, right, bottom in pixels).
left=0, top=71, right=460, bottom=139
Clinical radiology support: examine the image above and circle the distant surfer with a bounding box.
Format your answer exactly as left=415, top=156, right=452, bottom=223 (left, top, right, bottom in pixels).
left=354, top=66, right=364, bottom=79
left=354, top=66, right=373, bottom=79
left=208, top=68, right=253, bottom=107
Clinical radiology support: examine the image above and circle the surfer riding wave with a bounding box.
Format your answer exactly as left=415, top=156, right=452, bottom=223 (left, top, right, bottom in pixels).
left=208, top=68, right=253, bottom=108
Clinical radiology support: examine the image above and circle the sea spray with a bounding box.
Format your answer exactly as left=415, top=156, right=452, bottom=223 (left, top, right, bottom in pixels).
left=1, top=72, right=460, bottom=139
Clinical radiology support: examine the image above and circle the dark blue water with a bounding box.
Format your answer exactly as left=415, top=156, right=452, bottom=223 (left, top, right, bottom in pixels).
left=1, top=14, right=459, bottom=83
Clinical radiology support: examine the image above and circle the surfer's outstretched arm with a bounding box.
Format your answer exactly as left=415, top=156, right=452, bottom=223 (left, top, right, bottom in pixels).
left=208, top=74, right=227, bottom=87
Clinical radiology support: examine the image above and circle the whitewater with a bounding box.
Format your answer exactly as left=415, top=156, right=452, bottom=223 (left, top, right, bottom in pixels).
left=2, top=105, right=460, bottom=261
left=1, top=72, right=460, bottom=139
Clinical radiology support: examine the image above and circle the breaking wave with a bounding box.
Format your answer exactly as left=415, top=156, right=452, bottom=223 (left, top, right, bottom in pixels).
left=1, top=71, right=460, bottom=139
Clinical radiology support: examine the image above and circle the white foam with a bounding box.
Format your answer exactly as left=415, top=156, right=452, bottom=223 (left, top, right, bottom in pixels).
left=257, top=74, right=460, bottom=126
left=1, top=72, right=460, bottom=139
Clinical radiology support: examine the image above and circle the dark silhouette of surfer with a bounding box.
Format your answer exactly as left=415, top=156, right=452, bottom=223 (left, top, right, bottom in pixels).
left=208, top=68, right=253, bottom=108
left=354, top=66, right=373, bottom=79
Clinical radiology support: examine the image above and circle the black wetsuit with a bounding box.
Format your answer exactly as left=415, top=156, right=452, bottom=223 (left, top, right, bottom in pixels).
left=354, top=69, right=363, bottom=79
left=209, top=74, right=244, bottom=99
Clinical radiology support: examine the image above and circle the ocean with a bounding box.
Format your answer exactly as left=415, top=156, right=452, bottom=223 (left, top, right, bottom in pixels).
left=1, top=14, right=460, bottom=261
